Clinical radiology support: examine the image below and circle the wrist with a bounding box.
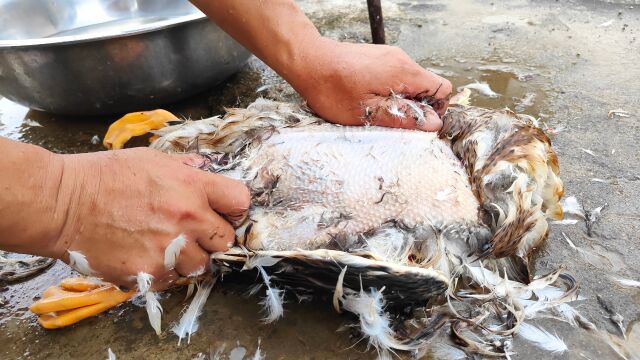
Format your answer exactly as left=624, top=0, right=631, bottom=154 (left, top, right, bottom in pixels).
left=283, top=36, right=337, bottom=96
left=33, top=152, right=70, bottom=259
left=37, top=152, right=94, bottom=260
left=0, top=138, right=71, bottom=258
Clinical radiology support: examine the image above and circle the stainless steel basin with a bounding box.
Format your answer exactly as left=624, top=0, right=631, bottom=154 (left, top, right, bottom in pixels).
left=0, top=0, right=251, bottom=115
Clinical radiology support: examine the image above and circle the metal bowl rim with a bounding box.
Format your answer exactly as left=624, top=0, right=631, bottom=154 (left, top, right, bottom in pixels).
left=0, top=12, right=208, bottom=49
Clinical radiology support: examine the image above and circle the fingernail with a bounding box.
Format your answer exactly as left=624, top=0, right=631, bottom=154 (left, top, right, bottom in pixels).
left=226, top=242, right=235, bottom=249
left=416, top=111, right=443, bottom=132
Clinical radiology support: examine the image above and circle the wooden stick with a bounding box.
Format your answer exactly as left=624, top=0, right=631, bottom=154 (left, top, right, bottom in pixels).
left=366, top=0, right=386, bottom=44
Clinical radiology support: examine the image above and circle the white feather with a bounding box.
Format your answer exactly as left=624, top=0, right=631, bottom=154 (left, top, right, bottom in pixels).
left=457, top=81, right=500, bottom=97
left=145, top=291, right=163, bottom=336
left=562, top=233, right=611, bottom=269
left=185, top=283, right=195, bottom=301
left=561, top=196, right=585, bottom=219
left=243, top=255, right=282, bottom=270
left=387, top=100, right=405, bottom=118
left=172, top=277, right=216, bottom=345
left=612, top=277, right=640, bottom=289
left=551, top=219, right=579, bottom=225
left=164, top=234, right=187, bottom=270
left=341, top=287, right=415, bottom=355
left=518, top=323, right=568, bottom=353
left=135, top=272, right=162, bottom=335
left=430, top=343, right=467, bottom=359
left=67, top=250, right=95, bottom=275
left=136, top=272, right=154, bottom=294
left=251, top=338, right=265, bottom=360
left=556, top=303, right=596, bottom=330
left=406, top=100, right=425, bottom=125
left=188, top=265, right=207, bottom=278
left=107, top=348, right=116, bottom=360
left=257, top=266, right=284, bottom=323
left=333, top=266, right=348, bottom=313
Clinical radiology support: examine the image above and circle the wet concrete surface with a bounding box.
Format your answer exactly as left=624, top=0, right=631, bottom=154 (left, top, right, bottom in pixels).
left=1, top=0, right=639, bottom=358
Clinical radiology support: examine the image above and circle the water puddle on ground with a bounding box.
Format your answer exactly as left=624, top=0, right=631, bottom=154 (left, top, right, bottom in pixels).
left=421, top=58, right=553, bottom=123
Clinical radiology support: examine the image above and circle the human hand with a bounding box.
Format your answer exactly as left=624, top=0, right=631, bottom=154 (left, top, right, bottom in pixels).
left=288, top=38, right=452, bottom=131
left=46, top=148, right=250, bottom=291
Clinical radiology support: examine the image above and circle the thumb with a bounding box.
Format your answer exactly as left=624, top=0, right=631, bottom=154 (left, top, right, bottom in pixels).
left=172, top=153, right=250, bottom=223
left=199, top=172, right=251, bottom=224
left=363, top=96, right=443, bottom=132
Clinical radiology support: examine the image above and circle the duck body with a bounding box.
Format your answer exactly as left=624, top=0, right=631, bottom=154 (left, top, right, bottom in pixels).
left=150, top=98, right=562, bottom=291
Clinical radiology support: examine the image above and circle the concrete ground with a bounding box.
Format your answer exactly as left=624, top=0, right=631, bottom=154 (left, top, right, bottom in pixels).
left=1, top=0, right=638, bottom=359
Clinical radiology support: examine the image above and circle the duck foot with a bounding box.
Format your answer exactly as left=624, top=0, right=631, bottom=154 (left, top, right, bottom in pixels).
left=30, top=277, right=134, bottom=329
left=103, top=109, right=178, bottom=150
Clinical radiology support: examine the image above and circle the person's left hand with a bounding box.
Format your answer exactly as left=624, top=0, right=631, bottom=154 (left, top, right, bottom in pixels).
left=288, top=38, right=452, bottom=131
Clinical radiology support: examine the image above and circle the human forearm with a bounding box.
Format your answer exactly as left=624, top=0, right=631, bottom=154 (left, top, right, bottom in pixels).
left=0, top=136, right=65, bottom=256
left=189, top=0, right=320, bottom=84
left=191, top=0, right=452, bottom=130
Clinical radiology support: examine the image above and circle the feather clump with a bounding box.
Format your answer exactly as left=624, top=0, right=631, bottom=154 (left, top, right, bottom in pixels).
left=340, top=287, right=415, bottom=358
left=173, top=277, right=216, bottom=345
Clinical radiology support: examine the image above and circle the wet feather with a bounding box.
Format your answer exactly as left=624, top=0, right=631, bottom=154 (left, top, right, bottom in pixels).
left=145, top=292, right=163, bottom=336
left=457, top=81, right=500, bottom=97
left=251, top=338, right=265, bottom=360
left=136, top=272, right=154, bottom=293
left=257, top=266, right=284, bottom=323
left=173, top=277, right=216, bottom=345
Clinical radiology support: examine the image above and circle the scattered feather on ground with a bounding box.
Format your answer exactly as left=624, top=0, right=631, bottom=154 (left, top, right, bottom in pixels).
left=251, top=338, right=265, bottom=360
left=173, top=277, right=216, bottom=345
left=611, top=277, right=640, bottom=289
left=551, top=219, right=579, bottom=225
left=562, top=233, right=611, bottom=269
left=517, top=323, right=568, bottom=353
left=457, top=81, right=500, bottom=97
left=608, top=109, right=632, bottom=118
left=561, top=196, right=585, bottom=219
left=257, top=266, right=284, bottom=323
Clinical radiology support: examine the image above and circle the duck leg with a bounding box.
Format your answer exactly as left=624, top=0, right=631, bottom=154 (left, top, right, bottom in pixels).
left=103, top=109, right=178, bottom=150
left=30, top=277, right=134, bottom=329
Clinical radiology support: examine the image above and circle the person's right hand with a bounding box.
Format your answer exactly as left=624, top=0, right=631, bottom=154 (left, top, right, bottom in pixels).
left=45, top=148, right=250, bottom=291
